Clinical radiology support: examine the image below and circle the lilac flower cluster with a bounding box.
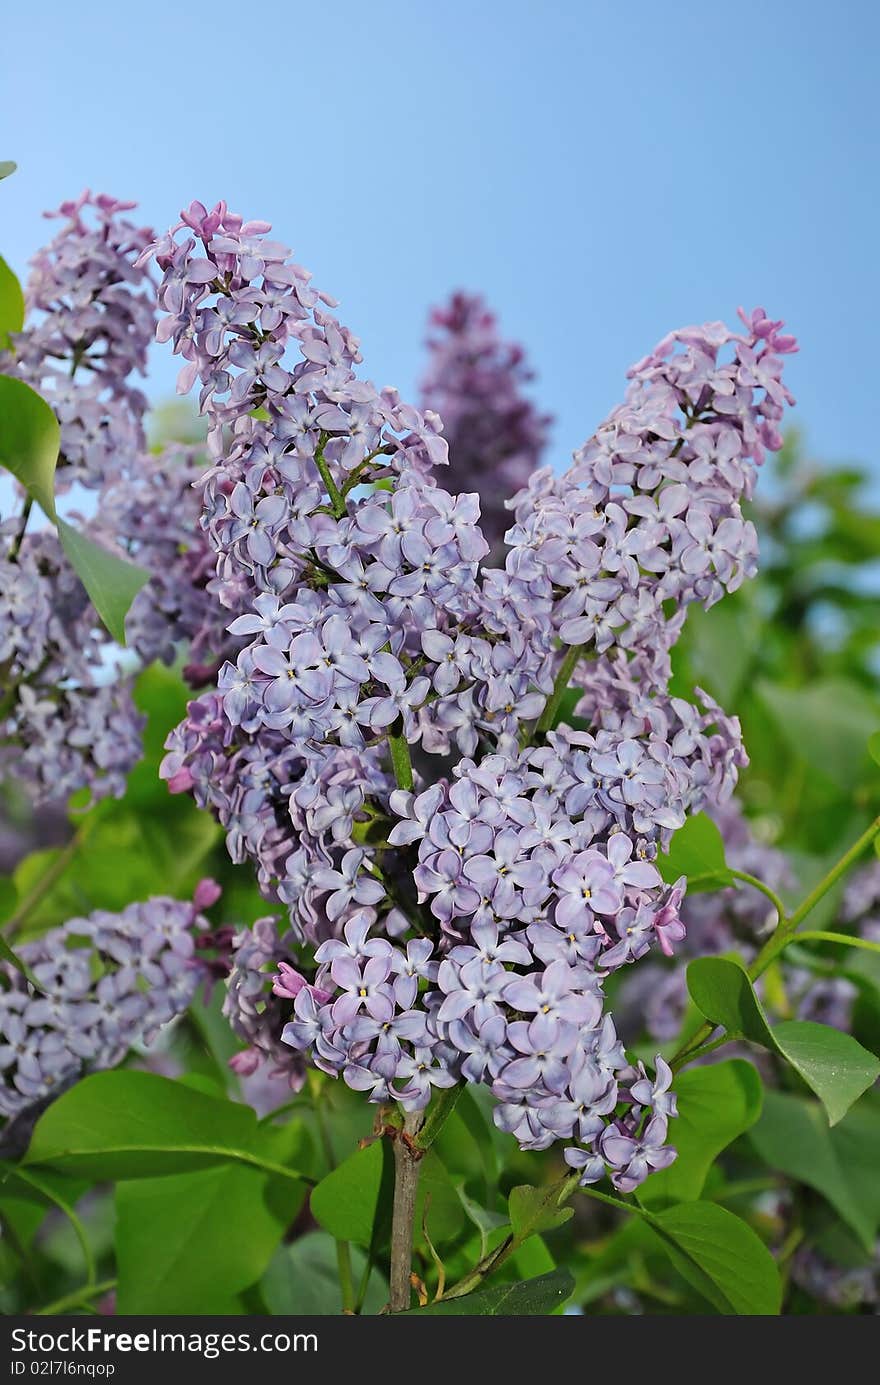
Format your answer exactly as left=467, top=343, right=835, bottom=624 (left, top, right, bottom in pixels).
left=0, top=886, right=217, bottom=1119
left=1, top=192, right=155, bottom=491
left=420, top=292, right=551, bottom=551
left=0, top=193, right=242, bottom=807
left=503, top=307, right=797, bottom=693
left=0, top=523, right=145, bottom=803
left=223, top=915, right=307, bottom=1090
left=97, top=444, right=241, bottom=682
left=146, top=197, right=797, bottom=1187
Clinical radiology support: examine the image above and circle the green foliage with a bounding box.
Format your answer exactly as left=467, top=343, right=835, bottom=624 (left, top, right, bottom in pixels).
left=0, top=255, right=24, bottom=350
left=115, top=1160, right=305, bottom=1313
left=0, top=374, right=59, bottom=519
left=25, top=1070, right=303, bottom=1182
left=0, top=161, right=16, bottom=181
left=261, top=1233, right=388, bottom=1315
left=309, top=1139, right=390, bottom=1248
left=508, top=1180, right=575, bottom=1240
left=643, top=1201, right=781, bottom=1315
left=749, top=1091, right=880, bottom=1252
left=408, top=1269, right=574, bottom=1316
left=658, top=811, right=733, bottom=891
left=687, top=956, right=880, bottom=1123
left=57, top=519, right=151, bottom=646
left=640, top=1060, right=763, bottom=1207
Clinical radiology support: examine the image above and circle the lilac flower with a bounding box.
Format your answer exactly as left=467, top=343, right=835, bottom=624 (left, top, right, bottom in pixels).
left=600, top=1114, right=677, bottom=1193
left=330, top=953, right=395, bottom=1026
left=420, top=292, right=551, bottom=551
left=0, top=892, right=214, bottom=1119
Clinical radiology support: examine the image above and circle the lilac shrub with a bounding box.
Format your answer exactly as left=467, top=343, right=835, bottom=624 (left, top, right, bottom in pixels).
left=148, top=198, right=796, bottom=1190
left=420, top=292, right=551, bottom=550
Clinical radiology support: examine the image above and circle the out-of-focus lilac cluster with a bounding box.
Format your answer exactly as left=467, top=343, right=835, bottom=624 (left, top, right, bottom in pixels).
left=147, top=197, right=796, bottom=1187
left=616, top=798, right=795, bottom=1042
left=97, top=444, right=242, bottom=683
left=617, top=804, right=880, bottom=1047
left=0, top=886, right=217, bottom=1119
left=2, top=192, right=155, bottom=492
left=791, top=860, right=880, bottom=1032
left=792, top=1240, right=879, bottom=1312
left=420, top=292, right=551, bottom=552
left=0, top=194, right=240, bottom=806
left=223, top=915, right=307, bottom=1091
left=0, top=523, right=145, bottom=802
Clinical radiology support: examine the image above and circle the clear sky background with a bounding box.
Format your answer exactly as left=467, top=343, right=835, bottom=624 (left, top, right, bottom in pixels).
left=2, top=1, right=877, bottom=476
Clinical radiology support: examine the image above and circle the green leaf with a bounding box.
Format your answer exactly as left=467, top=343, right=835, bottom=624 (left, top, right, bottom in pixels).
left=645, top=1201, right=781, bottom=1315
left=0, top=375, right=59, bottom=519
left=1, top=1164, right=93, bottom=1282
left=640, top=1060, right=763, bottom=1208
left=0, top=256, right=24, bottom=350
left=309, top=1139, right=390, bottom=1248
left=24, top=1071, right=300, bottom=1181
left=261, top=1232, right=388, bottom=1315
left=508, top=1179, right=575, bottom=1242
left=659, top=812, right=733, bottom=891
left=413, top=1082, right=462, bottom=1150
left=757, top=678, right=879, bottom=794
left=454, top=1186, right=509, bottom=1259
left=0, top=931, right=43, bottom=989
left=57, top=519, right=150, bottom=646
left=687, top=956, right=880, bottom=1123
left=749, top=1090, right=880, bottom=1253
left=0, top=161, right=16, bottom=181
left=416, top=1151, right=465, bottom=1249
left=869, top=731, right=880, bottom=770
left=407, top=1269, right=574, bottom=1316
left=115, top=1159, right=305, bottom=1314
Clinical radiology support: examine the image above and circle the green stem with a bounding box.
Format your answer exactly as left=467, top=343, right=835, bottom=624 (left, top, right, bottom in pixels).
left=353, top=1251, right=375, bottom=1315
left=749, top=814, right=880, bottom=980
left=310, top=1073, right=356, bottom=1313
left=730, top=869, right=786, bottom=925
left=313, top=435, right=346, bottom=518
left=670, top=1034, right=728, bottom=1072
left=792, top=930, right=880, bottom=956
left=671, top=814, right=880, bottom=1070
left=524, top=644, right=585, bottom=746
left=34, top=1278, right=115, bottom=1317
left=387, top=723, right=414, bottom=791
left=1, top=818, right=92, bottom=939
left=8, top=495, right=33, bottom=562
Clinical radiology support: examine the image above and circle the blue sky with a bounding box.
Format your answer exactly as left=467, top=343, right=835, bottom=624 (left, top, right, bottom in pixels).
left=2, top=1, right=877, bottom=475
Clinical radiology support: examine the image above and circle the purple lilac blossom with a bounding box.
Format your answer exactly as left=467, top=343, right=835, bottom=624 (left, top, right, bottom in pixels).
left=0, top=192, right=155, bottom=492
left=147, top=197, right=797, bottom=1188
left=0, top=525, right=145, bottom=804
left=420, top=292, right=551, bottom=552
left=0, top=193, right=241, bottom=810
left=0, top=888, right=217, bottom=1119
